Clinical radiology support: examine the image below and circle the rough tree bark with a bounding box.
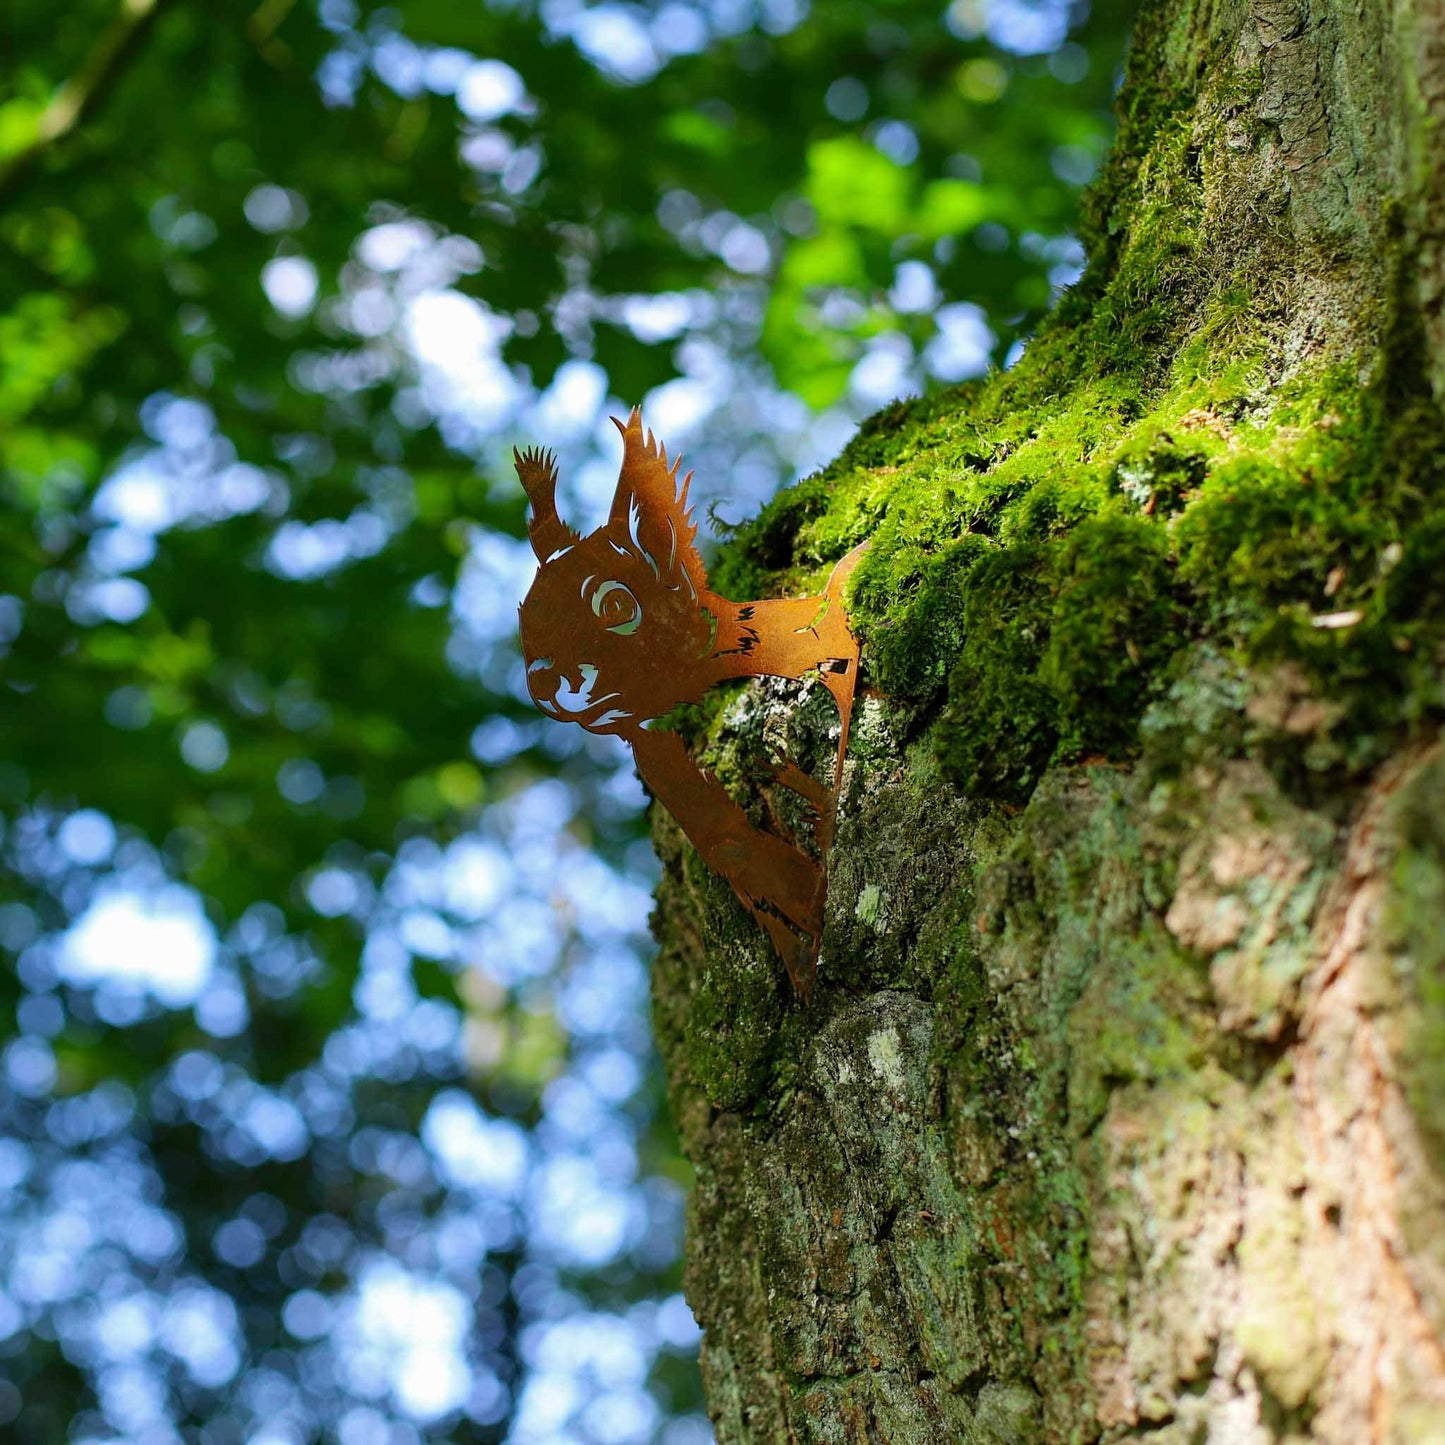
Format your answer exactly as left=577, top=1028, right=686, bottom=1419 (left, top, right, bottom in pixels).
left=649, top=1, right=1445, bottom=1440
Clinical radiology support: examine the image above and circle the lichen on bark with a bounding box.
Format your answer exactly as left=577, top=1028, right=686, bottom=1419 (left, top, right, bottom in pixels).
left=649, top=0, right=1445, bottom=1439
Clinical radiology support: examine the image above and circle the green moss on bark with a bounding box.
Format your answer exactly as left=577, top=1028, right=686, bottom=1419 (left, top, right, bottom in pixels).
left=706, top=0, right=1445, bottom=809
left=720, top=303, right=1445, bottom=809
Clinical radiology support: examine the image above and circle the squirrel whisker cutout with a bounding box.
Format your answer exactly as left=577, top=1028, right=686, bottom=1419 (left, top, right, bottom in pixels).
left=515, top=408, right=866, bottom=1000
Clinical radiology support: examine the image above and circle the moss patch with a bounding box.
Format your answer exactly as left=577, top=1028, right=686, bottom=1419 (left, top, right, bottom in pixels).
left=708, top=7, right=1445, bottom=807
left=721, top=326, right=1445, bottom=804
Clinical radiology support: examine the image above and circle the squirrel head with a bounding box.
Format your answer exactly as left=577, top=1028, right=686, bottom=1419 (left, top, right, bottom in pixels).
left=516, top=409, right=714, bottom=735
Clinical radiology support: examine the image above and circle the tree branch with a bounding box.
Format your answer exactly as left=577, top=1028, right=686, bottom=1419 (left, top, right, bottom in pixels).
left=0, top=0, right=180, bottom=211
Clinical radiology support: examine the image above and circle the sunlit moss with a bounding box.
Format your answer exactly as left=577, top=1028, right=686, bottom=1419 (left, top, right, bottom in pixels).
left=717, top=95, right=1445, bottom=806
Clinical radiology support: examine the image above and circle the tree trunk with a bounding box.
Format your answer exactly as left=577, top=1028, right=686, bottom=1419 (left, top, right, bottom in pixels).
left=649, top=0, right=1445, bottom=1440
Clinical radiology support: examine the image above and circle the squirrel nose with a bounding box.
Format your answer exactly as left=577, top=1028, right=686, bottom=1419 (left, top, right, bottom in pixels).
left=526, top=659, right=602, bottom=716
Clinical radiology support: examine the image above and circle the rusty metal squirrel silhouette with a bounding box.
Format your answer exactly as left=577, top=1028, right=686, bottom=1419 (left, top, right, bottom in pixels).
left=515, top=408, right=866, bottom=1000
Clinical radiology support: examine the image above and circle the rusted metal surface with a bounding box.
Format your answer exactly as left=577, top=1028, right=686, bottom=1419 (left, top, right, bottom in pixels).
left=516, top=408, right=865, bottom=999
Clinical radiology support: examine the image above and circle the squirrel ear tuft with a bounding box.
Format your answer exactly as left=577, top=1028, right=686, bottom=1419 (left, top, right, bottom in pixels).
left=515, top=445, right=577, bottom=562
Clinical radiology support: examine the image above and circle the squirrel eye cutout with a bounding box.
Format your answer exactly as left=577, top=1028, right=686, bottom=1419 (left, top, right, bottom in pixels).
left=591, top=579, right=641, bottom=635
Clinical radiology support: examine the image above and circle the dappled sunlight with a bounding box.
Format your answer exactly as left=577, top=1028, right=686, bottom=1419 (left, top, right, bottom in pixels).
left=61, top=885, right=216, bottom=1006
